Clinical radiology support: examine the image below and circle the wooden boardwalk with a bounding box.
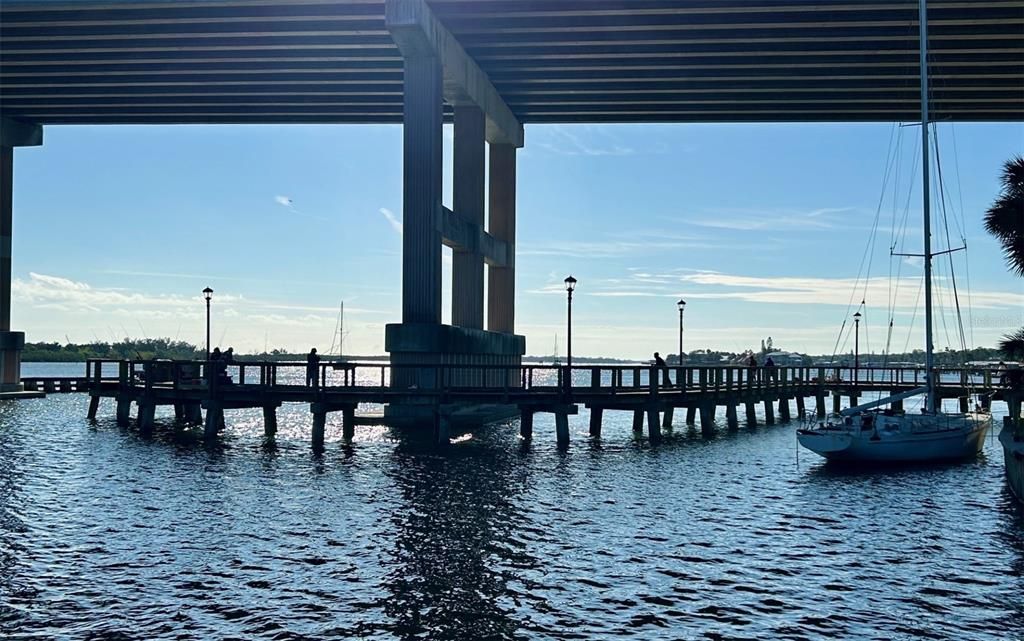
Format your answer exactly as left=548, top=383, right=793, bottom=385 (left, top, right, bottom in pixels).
left=83, top=359, right=1018, bottom=449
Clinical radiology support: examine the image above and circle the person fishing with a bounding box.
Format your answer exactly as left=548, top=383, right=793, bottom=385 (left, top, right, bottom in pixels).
left=654, top=352, right=672, bottom=386
left=306, top=348, right=321, bottom=387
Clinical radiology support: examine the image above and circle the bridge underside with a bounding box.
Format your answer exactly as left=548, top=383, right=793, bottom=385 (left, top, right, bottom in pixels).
left=0, top=0, right=1022, bottom=396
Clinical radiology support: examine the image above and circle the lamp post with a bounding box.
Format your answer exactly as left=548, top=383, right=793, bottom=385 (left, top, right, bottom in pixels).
left=853, top=311, right=861, bottom=382
left=677, top=299, right=686, bottom=366
left=564, top=276, right=577, bottom=372
left=203, top=287, right=214, bottom=360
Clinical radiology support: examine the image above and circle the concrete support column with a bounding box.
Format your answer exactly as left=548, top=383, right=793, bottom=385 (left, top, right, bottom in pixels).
left=401, top=55, right=444, bottom=324
left=0, top=147, right=24, bottom=392
left=662, top=406, right=674, bottom=428
left=435, top=411, right=450, bottom=445
left=816, top=393, right=827, bottom=417
left=833, top=393, right=842, bottom=414
left=795, top=396, right=806, bottom=419
left=589, top=406, right=603, bottom=437
left=452, top=105, right=485, bottom=329
left=487, top=144, right=516, bottom=334
left=764, top=400, right=775, bottom=425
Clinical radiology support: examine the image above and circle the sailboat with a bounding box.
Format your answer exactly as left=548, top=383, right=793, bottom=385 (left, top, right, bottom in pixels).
left=797, top=0, right=991, bottom=463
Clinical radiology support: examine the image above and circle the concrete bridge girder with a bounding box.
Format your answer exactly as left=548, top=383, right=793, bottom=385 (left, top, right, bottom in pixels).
left=0, top=116, right=42, bottom=393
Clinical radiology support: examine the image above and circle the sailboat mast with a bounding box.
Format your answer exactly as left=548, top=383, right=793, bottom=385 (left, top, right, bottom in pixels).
left=919, top=0, right=936, bottom=413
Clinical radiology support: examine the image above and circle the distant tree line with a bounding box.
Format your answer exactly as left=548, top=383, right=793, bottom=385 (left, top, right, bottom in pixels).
left=20, top=339, right=1014, bottom=364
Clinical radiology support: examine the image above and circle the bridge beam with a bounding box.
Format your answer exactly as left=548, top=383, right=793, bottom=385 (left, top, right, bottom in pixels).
left=385, top=0, right=524, bottom=148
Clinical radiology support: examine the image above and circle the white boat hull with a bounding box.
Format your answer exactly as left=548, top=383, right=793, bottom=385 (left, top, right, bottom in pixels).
left=798, top=412, right=990, bottom=463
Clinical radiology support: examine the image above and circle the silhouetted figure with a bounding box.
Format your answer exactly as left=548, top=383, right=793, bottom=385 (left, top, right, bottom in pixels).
left=654, top=352, right=671, bottom=386
left=210, top=347, right=222, bottom=361
left=747, top=354, right=757, bottom=368
left=765, top=356, right=775, bottom=368
left=224, top=347, right=234, bottom=363
left=306, top=348, right=321, bottom=387
left=765, top=355, right=777, bottom=381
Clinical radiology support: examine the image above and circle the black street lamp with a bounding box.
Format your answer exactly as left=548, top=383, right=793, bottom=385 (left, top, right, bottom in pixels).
left=564, top=276, right=577, bottom=371
left=677, top=299, right=686, bottom=365
left=853, top=311, right=862, bottom=381
left=203, top=287, right=214, bottom=360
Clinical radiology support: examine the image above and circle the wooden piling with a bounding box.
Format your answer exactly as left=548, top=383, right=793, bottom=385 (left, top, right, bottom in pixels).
left=959, top=396, right=969, bottom=413
left=589, top=407, right=603, bottom=437
left=647, top=407, right=662, bottom=443
left=832, top=393, right=841, bottom=415
left=778, top=398, right=791, bottom=422
left=848, top=394, right=859, bottom=409
left=662, top=406, right=674, bottom=429
left=764, top=400, right=775, bottom=425
left=434, top=412, right=450, bottom=445
left=795, top=396, right=806, bottom=419
left=685, top=406, right=697, bottom=425
left=892, top=397, right=903, bottom=412
left=138, top=402, right=155, bottom=436
left=556, top=411, right=570, bottom=445
left=519, top=410, right=534, bottom=439
left=726, top=404, right=739, bottom=430
left=116, top=398, right=132, bottom=427
left=87, top=395, right=100, bottom=420
left=699, top=404, right=715, bottom=436
left=342, top=407, right=355, bottom=441
left=632, top=409, right=644, bottom=433
left=745, top=401, right=757, bottom=427
left=263, top=405, right=278, bottom=440
left=204, top=403, right=223, bottom=440
left=312, top=409, right=327, bottom=451
left=816, top=393, right=826, bottom=418
left=185, top=403, right=202, bottom=424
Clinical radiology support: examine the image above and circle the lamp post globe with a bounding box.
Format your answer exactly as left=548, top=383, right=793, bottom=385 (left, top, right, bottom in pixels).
left=677, top=299, right=686, bottom=365
left=853, top=311, right=862, bottom=377
left=564, top=276, right=577, bottom=372
left=203, top=287, right=214, bottom=361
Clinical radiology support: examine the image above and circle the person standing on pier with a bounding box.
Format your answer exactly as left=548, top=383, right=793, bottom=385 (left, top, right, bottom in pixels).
left=306, top=348, right=321, bottom=387
left=654, top=352, right=672, bottom=387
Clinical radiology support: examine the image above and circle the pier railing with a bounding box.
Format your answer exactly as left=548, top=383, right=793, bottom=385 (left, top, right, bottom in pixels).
left=85, top=359, right=1014, bottom=398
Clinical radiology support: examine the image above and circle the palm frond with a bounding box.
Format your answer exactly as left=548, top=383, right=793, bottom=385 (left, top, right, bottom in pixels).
left=985, top=156, right=1024, bottom=277
left=1000, top=327, right=1024, bottom=361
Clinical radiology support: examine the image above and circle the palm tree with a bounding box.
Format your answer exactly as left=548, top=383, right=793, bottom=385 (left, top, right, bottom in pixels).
left=985, top=156, right=1024, bottom=358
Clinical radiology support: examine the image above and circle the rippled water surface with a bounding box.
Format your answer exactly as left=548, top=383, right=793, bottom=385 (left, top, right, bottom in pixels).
left=2, top=364, right=1022, bottom=640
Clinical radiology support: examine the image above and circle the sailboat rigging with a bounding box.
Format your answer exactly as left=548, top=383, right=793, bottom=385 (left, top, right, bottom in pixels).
left=796, top=0, right=991, bottom=463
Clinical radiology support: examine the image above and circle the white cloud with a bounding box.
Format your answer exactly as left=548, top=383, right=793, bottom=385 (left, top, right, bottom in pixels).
left=274, top=195, right=293, bottom=207
left=379, top=207, right=403, bottom=235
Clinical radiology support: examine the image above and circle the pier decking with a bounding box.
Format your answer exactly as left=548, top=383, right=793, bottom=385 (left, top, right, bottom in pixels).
left=84, top=359, right=1019, bottom=450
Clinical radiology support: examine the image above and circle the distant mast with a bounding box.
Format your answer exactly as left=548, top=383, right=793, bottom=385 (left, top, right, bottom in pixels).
left=918, top=0, right=937, bottom=413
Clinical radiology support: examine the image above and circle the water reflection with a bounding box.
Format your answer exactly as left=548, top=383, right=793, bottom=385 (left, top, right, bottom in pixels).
left=381, top=432, right=536, bottom=640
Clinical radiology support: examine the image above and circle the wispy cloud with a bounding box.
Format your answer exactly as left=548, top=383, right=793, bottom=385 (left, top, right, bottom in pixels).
left=519, top=230, right=742, bottom=258
left=379, top=207, right=403, bottom=235
left=273, top=194, right=327, bottom=221
left=680, top=207, right=855, bottom=231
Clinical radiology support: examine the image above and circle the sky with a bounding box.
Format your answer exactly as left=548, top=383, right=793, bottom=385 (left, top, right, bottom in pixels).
left=9, top=121, right=1024, bottom=360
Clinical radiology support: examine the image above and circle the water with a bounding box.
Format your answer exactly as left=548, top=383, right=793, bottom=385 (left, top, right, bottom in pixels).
left=3, top=363, right=1022, bottom=640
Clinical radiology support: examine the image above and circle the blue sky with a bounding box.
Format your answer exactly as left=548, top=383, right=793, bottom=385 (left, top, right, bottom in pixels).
left=10, top=121, right=1024, bottom=359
